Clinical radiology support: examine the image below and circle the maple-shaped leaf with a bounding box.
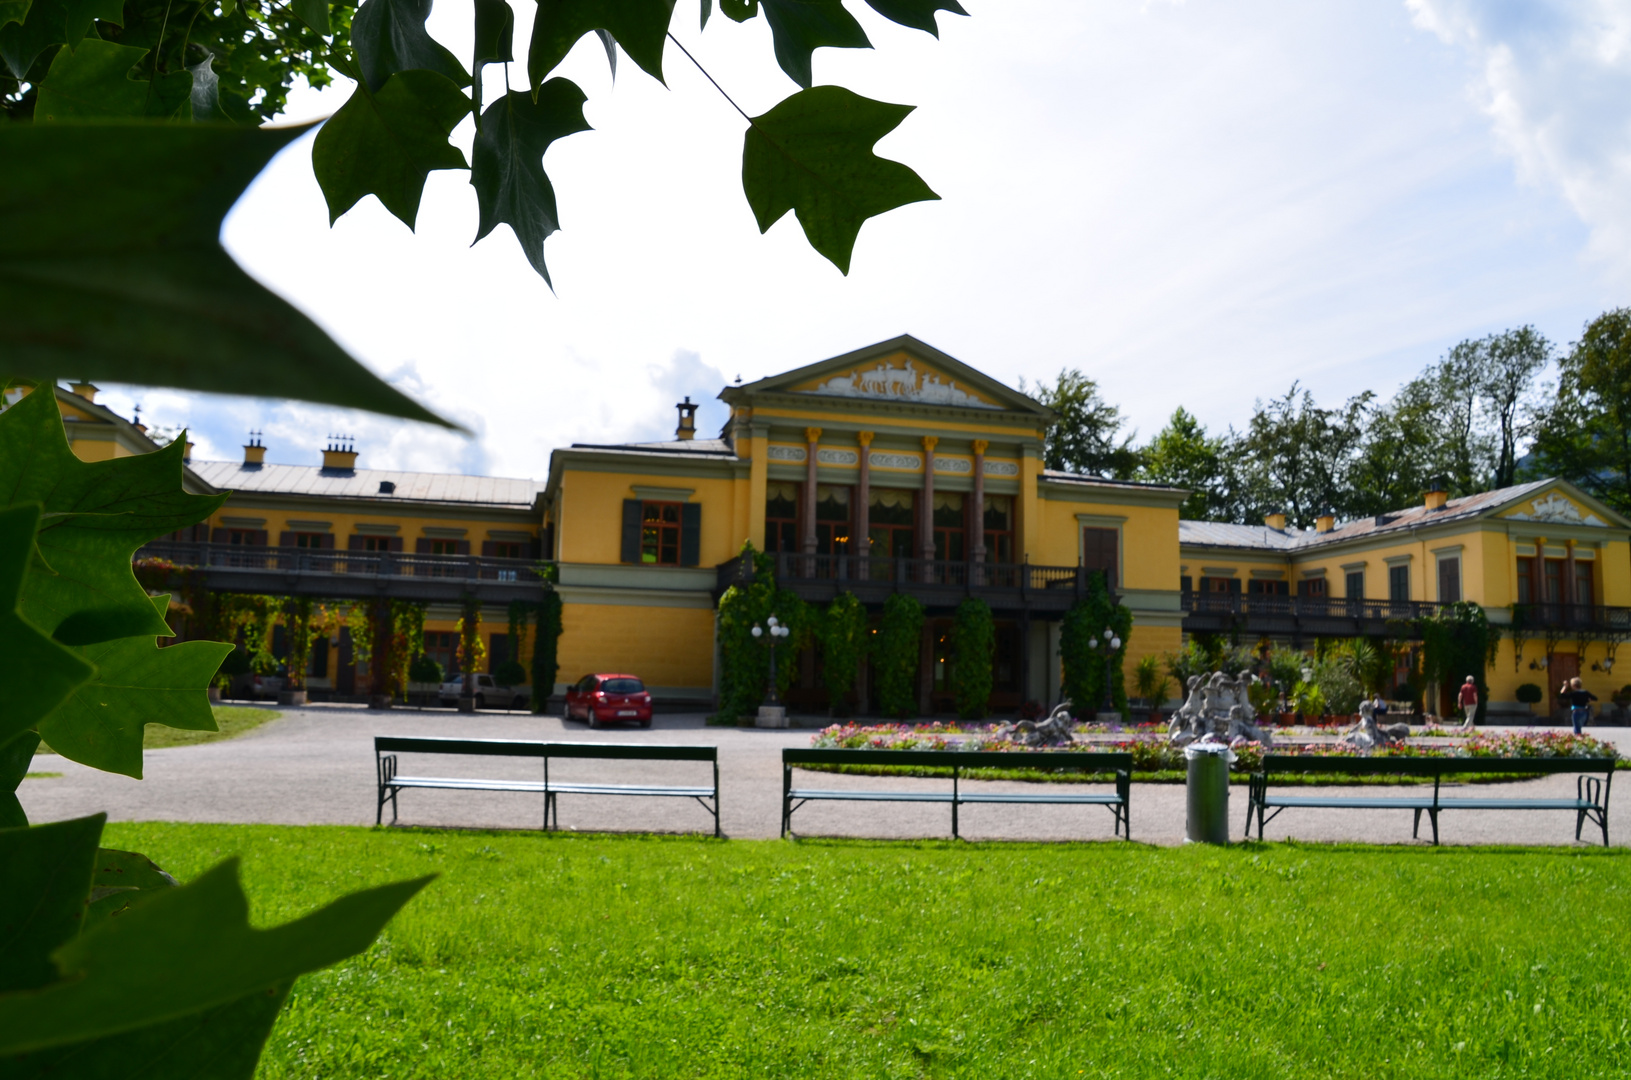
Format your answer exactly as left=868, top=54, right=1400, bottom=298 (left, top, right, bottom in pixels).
left=0, top=857, right=432, bottom=1055
left=470, top=80, right=592, bottom=284
left=291, top=0, right=329, bottom=35
left=0, top=0, right=29, bottom=30
left=470, top=0, right=513, bottom=118
left=39, top=595, right=231, bottom=778
left=351, top=0, right=468, bottom=91
left=0, top=730, right=43, bottom=828
left=758, top=0, right=869, bottom=89
left=861, top=0, right=966, bottom=36
left=33, top=38, right=149, bottom=121
left=526, top=0, right=673, bottom=92
left=0, top=388, right=224, bottom=646
left=742, top=84, right=938, bottom=273
left=0, top=505, right=93, bottom=753
left=0, top=124, right=453, bottom=425
left=0, top=0, right=123, bottom=78
left=312, top=69, right=472, bottom=229
left=0, top=814, right=104, bottom=994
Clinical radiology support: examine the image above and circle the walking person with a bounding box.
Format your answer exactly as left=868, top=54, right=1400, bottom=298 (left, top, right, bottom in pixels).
left=1562, top=677, right=1597, bottom=735
left=1457, top=676, right=1479, bottom=729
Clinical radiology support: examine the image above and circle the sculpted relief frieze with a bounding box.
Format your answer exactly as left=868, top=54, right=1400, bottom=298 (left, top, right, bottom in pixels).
left=800, top=359, right=1000, bottom=410
left=1506, top=493, right=1606, bottom=527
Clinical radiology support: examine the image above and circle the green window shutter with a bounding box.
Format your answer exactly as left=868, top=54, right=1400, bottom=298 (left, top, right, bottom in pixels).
left=621, top=500, right=642, bottom=564
left=680, top=503, right=702, bottom=566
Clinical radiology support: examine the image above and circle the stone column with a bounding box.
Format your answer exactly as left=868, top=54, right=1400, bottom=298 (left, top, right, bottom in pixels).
left=971, top=439, right=988, bottom=565
left=921, top=436, right=938, bottom=564
left=802, top=427, right=821, bottom=556
left=856, top=431, right=873, bottom=570
left=1564, top=538, right=1577, bottom=613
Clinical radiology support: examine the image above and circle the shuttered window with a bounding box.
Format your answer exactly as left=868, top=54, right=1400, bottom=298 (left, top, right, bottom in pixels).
left=623, top=500, right=701, bottom=566
left=1081, top=527, right=1118, bottom=589
left=1437, top=558, right=1461, bottom=603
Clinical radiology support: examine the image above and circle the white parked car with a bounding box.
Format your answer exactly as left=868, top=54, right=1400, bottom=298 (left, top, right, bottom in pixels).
left=438, top=673, right=529, bottom=710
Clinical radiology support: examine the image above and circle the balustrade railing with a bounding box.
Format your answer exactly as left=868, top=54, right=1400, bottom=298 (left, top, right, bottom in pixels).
left=771, top=552, right=1100, bottom=596
left=1510, top=602, right=1631, bottom=633
left=135, top=541, right=548, bottom=585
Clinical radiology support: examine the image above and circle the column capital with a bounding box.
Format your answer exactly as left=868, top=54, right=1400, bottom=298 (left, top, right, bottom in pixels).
left=805, top=427, right=822, bottom=444
left=857, top=430, right=874, bottom=447
left=972, top=439, right=989, bottom=455
left=922, top=436, right=939, bottom=453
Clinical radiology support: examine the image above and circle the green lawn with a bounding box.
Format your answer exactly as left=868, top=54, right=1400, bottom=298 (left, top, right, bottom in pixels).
left=143, top=705, right=282, bottom=749
left=102, top=823, right=1631, bottom=1078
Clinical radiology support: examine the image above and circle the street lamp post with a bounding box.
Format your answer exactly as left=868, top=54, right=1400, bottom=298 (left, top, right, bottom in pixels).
left=752, top=615, right=791, bottom=725
left=1087, top=626, right=1122, bottom=714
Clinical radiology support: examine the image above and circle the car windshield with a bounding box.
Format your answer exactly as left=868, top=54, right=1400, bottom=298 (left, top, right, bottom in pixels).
left=602, top=678, right=644, bottom=694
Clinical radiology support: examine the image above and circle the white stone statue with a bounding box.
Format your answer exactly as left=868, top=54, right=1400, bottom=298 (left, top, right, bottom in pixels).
left=994, top=701, right=1077, bottom=747
left=1169, top=671, right=1273, bottom=746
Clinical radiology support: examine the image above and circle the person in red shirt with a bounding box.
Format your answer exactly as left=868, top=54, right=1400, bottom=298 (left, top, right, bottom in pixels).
left=1457, top=676, right=1480, bottom=729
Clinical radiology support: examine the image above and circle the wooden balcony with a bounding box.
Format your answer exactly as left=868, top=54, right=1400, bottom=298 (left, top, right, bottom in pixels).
left=134, top=541, right=552, bottom=604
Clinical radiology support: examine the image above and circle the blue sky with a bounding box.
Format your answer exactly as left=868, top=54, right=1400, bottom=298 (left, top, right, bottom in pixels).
left=96, top=0, right=1631, bottom=479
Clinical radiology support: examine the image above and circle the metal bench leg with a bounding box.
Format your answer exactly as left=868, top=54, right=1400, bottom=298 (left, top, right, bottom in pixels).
left=1429, top=809, right=1440, bottom=846
left=951, top=798, right=960, bottom=840
left=376, top=787, right=385, bottom=827
left=1413, top=808, right=1422, bottom=839
left=1577, top=808, right=1586, bottom=842
left=390, top=788, right=399, bottom=824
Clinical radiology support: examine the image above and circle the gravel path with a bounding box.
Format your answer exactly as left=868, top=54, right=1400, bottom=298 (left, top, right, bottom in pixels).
left=20, top=705, right=1631, bottom=846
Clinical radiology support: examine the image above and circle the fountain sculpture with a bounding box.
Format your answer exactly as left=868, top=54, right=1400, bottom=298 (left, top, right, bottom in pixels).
left=1167, top=671, right=1275, bottom=746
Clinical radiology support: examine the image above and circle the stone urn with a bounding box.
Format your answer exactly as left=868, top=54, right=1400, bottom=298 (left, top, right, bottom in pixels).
left=276, top=689, right=308, bottom=706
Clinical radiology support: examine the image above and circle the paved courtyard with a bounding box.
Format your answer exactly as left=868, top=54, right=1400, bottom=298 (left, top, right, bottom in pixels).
left=19, top=704, right=1631, bottom=846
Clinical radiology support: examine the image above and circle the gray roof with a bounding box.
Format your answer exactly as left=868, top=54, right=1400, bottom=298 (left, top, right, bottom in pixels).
left=1179, top=478, right=1560, bottom=552
left=189, top=460, right=545, bottom=508
left=1041, top=469, right=1187, bottom=494
left=568, top=438, right=736, bottom=457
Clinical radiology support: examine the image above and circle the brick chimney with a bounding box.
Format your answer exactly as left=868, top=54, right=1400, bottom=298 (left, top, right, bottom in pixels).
left=675, top=396, right=698, bottom=441
left=1315, top=510, right=1335, bottom=533
left=70, top=380, right=98, bottom=403
left=243, top=431, right=265, bottom=467
left=1424, top=476, right=1448, bottom=511
left=1264, top=510, right=1287, bottom=531
left=322, top=435, right=358, bottom=471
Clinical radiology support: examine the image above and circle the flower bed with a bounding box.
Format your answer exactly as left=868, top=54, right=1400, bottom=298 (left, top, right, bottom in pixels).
left=805, top=725, right=1622, bottom=785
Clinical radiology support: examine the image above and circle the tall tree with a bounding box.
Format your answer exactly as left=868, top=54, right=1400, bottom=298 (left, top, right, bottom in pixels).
left=1529, top=308, right=1631, bottom=514
left=1138, top=407, right=1234, bottom=520
left=1238, top=384, right=1370, bottom=528
left=1022, top=369, right=1142, bottom=478
left=1482, top=325, right=1550, bottom=489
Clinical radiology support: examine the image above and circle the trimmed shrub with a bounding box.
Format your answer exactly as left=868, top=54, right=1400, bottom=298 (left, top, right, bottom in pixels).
left=875, top=593, right=924, bottom=719
left=408, top=654, right=443, bottom=684
left=493, top=660, right=527, bottom=686
left=1515, top=682, right=1544, bottom=704
left=951, top=597, right=996, bottom=720
left=818, top=592, right=869, bottom=717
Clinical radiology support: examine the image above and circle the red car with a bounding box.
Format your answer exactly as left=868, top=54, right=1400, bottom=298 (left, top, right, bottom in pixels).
left=565, top=673, right=653, bottom=728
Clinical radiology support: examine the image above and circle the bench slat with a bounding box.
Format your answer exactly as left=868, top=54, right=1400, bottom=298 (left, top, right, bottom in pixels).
left=547, top=783, right=715, bottom=797
left=788, top=789, right=958, bottom=803
left=1435, top=798, right=1596, bottom=810
left=1263, top=795, right=1437, bottom=809
left=389, top=776, right=549, bottom=792
left=958, top=793, right=1123, bottom=805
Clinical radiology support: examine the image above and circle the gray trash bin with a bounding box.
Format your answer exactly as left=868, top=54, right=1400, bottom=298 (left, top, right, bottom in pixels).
left=1184, top=742, right=1236, bottom=845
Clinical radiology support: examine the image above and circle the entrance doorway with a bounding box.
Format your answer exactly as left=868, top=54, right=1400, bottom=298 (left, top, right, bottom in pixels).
left=1548, top=653, right=1580, bottom=719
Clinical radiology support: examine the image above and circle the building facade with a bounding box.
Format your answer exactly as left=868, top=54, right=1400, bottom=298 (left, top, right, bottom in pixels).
left=41, top=336, right=1631, bottom=717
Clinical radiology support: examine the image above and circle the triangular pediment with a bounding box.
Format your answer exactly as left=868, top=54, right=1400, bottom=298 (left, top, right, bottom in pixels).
left=726, top=336, right=1051, bottom=417
left=1496, top=484, right=1619, bottom=528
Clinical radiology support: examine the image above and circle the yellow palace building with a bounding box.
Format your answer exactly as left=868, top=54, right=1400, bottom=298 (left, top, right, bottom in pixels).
left=44, top=335, right=1631, bottom=717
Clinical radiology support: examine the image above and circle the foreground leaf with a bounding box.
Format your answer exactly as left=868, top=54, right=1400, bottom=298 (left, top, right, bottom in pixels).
left=312, top=70, right=471, bottom=229
left=0, top=0, right=29, bottom=30
left=0, top=0, right=122, bottom=78
left=470, top=80, right=591, bottom=284
left=471, top=0, right=513, bottom=117
left=0, top=123, right=452, bottom=425
left=0, top=387, right=225, bottom=646
left=742, top=84, right=938, bottom=273
left=0, top=731, right=42, bottom=828
left=352, top=0, right=468, bottom=92
left=0, top=813, right=103, bottom=994
left=32, top=38, right=148, bottom=121
left=0, top=858, right=433, bottom=1055
left=862, top=0, right=965, bottom=35
left=81, top=847, right=178, bottom=934
left=0, top=504, right=94, bottom=750
left=291, top=0, right=329, bottom=35
left=39, top=596, right=231, bottom=778
left=526, top=0, right=673, bottom=90
left=760, top=0, right=868, bottom=89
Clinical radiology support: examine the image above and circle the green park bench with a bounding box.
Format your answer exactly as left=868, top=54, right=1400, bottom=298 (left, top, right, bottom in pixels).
left=1246, top=754, right=1615, bottom=846
left=781, top=747, right=1133, bottom=840
left=374, top=736, right=721, bottom=837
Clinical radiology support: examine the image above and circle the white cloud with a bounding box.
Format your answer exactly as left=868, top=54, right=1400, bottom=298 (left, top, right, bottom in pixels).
left=1408, top=0, right=1631, bottom=277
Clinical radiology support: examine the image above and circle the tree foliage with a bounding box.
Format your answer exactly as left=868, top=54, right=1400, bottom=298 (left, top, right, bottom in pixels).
left=950, top=596, right=994, bottom=720
left=816, top=590, right=868, bottom=717
left=1022, top=368, right=1140, bottom=479
left=1420, top=601, right=1500, bottom=724
left=715, top=544, right=811, bottom=721
left=1059, top=575, right=1131, bottom=717
left=873, top=591, right=923, bottom=719
left=1529, top=308, right=1631, bottom=515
